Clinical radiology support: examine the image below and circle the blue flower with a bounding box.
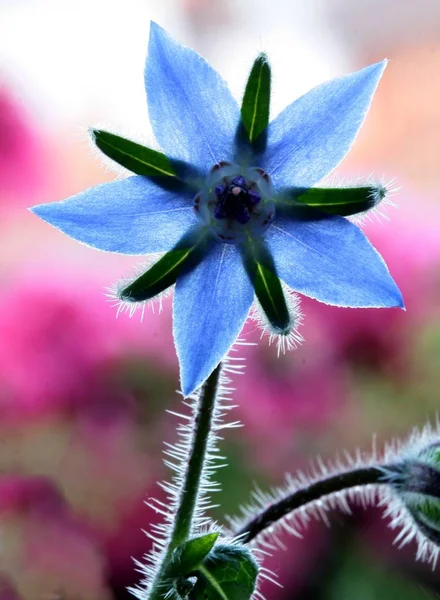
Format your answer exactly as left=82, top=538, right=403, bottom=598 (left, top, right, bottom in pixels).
left=31, top=22, right=404, bottom=396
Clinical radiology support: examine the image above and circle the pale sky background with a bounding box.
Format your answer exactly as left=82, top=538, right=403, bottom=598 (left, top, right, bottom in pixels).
left=0, top=0, right=347, bottom=134
left=2, top=0, right=439, bottom=137
left=1, top=0, right=440, bottom=201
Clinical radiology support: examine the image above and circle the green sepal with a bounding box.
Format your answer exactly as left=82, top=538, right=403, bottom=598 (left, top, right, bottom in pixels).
left=243, top=242, right=291, bottom=334
left=169, top=533, right=220, bottom=578
left=254, top=260, right=291, bottom=333
left=120, top=245, right=197, bottom=302
left=408, top=496, right=440, bottom=531
left=241, top=54, right=271, bottom=144
left=286, top=186, right=385, bottom=217
left=91, top=129, right=175, bottom=177
left=190, top=545, right=258, bottom=600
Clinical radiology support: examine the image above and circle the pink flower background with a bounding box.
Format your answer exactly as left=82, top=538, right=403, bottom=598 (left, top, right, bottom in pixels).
left=1, top=1, right=440, bottom=598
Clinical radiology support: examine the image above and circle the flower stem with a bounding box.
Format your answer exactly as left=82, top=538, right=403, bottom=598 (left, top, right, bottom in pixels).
left=170, top=363, right=221, bottom=548
left=235, top=465, right=393, bottom=545
left=147, top=364, right=222, bottom=600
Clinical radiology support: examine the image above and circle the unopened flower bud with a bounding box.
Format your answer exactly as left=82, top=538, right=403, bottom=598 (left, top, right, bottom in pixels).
left=383, top=433, right=440, bottom=565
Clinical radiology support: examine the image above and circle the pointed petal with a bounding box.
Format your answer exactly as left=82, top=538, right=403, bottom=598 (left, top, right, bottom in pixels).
left=174, top=242, right=254, bottom=396
left=31, top=176, right=197, bottom=255
left=263, top=61, right=386, bottom=188
left=145, top=22, right=240, bottom=174
left=265, top=210, right=404, bottom=308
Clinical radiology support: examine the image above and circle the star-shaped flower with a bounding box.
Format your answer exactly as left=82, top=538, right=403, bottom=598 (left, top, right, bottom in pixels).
left=31, top=23, right=404, bottom=396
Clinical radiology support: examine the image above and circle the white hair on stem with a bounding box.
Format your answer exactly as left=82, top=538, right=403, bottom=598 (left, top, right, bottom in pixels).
left=226, top=439, right=382, bottom=545
left=226, top=420, right=440, bottom=570
left=129, top=351, right=269, bottom=599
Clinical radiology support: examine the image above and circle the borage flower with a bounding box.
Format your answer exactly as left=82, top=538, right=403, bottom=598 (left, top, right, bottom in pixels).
left=31, top=23, right=403, bottom=396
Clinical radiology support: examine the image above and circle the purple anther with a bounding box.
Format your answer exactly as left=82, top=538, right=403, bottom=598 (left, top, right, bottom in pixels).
left=236, top=206, right=251, bottom=225
left=248, top=190, right=261, bottom=206
left=231, top=175, right=246, bottom=187
left=212, top=173, right=263, bottom=225
left=214, top=202, right=228, bottom=219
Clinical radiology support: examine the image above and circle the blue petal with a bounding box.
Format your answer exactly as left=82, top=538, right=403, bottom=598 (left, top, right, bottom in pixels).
left=145, top=22, right=240, bottom=174
left=174, top=241, right=254, bottom=396
left=263, top=61, right=386, bottom=188
left=266, top=211, right=404, bottom=308
left=31, top=176, right=198, bottom=255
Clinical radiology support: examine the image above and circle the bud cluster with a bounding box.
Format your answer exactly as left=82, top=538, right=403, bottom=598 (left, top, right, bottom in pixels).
left=381, top=425, right=440, bottom=565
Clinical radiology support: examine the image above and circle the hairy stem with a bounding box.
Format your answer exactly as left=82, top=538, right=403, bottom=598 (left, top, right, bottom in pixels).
left=235, top=465, right=392, bottom=545
left=147, top=364, right=222, bottom=600
left=170, top=364, right=221, bottom=548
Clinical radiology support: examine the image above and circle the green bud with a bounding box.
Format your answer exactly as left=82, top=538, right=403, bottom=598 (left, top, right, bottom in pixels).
left=169, top=533, right=220, bottom=578
left=190, top=544, right=258, bottom=600
left=382, top=437, right=440, bottom=565
left=393, top=444, right=440, bottom=548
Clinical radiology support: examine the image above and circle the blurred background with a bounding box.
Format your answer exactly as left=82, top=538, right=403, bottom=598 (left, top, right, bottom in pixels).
left=0, top=0, right=440, bottom=598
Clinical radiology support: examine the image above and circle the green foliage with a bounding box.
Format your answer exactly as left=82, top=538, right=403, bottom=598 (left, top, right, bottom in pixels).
left=190, top=544, right=258, bottom=600
left=409, top=496, right=440, bottom=532
left=418, top=446, right=440, bottom=469
left=169, top=533, right=220, bottom=578
left=91, top=129, right=175, bottom=177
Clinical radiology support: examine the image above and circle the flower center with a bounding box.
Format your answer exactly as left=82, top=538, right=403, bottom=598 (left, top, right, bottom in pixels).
left=195, top=162, right=275, bottom=243
left=214, top=176, right=261, bottom=225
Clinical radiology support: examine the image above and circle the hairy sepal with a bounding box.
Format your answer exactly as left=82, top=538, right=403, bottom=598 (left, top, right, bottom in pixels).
left=169, top=533, right=219, bottom=578
left=250, top=281, right=303, bottom=355
left=242, top=240, right=302, bottom=353
left=241, top=53, right=271, bottom=146
left=106, top=255, right=172, bottom=319
left=246, top=255, right=291, bottom=334
left=280, top=180, right=393, bottom=218
left=110, top=231, right=209, bottom=316
left=119, top=246, right=198, bottom=303
left=91, top=129, right=176, bottom=177
left=190, top=544, right=258, bottom=600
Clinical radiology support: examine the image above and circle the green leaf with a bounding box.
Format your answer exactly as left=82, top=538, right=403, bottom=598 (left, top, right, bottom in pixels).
left=190, top=545, right=258, bottom=600
left=91, top=129, right=175, bottom=177
left=241, top=54, right=271, bottom=143
left=169, top=533, right=220, bottom=578
left=120, top=246, right=197, bottom=302
left=289, top=185, right=385, bottom=217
